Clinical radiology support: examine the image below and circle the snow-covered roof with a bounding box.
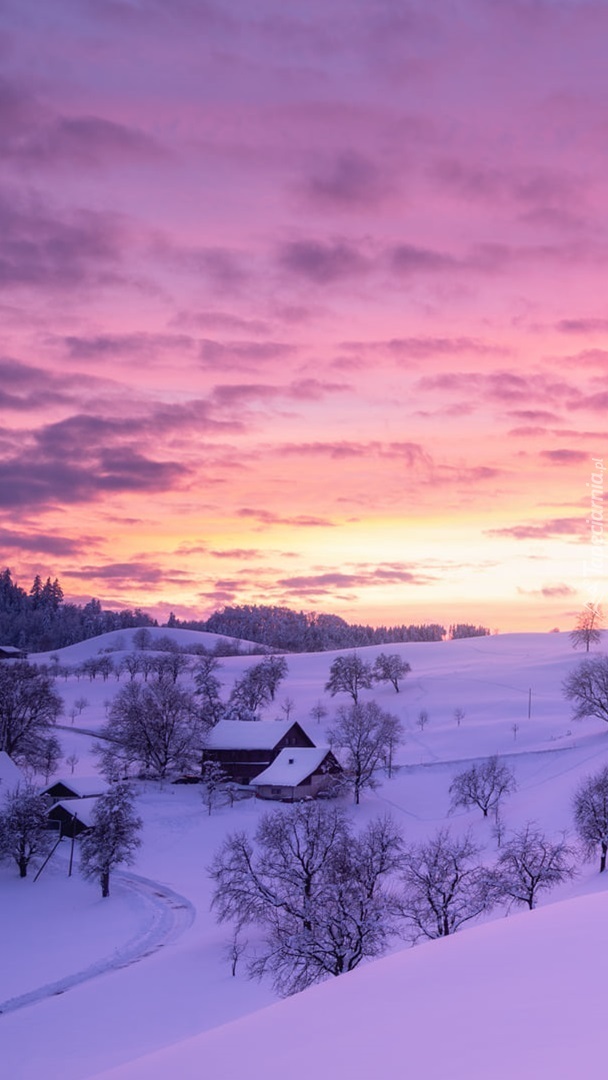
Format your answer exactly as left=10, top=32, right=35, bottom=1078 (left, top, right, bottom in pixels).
left=206, top=720, right=307, bottom=751
left=0, top=751, right=25, bottom=794
left=44, top=776, right=109, bottom=798
left=51, top=797, right=100, bottom=827
left=250, top=747, right=331, bottom=788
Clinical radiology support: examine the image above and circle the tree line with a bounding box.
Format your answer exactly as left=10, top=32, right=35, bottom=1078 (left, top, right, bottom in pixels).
left=0, top=569, right=155, bottom=653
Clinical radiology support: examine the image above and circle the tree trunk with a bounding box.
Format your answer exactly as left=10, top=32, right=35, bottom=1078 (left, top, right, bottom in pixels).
left=101, top=869, right=110, bottom=897
left=19, top=858, right=27, bottom=878
left=601, top=842, right=607, bottom=873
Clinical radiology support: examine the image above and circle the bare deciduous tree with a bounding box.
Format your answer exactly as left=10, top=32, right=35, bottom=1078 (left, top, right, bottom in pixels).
left=493, top=823, right=576, bottom=909
left=310, top=700, right=328, bottom=725
left=573, top=765, right=608, bottom=872
left=563, top=656, right=608, bottom=725
left=209, top=803, right=404, bottom=996
left=372, top=653, right=411, bottom=693
left=325, top=654, right=373, bottom=704
left=79, top=783, right=142, bottom=898
left=98, top=677, right=207, bottom=780
left=399, top=828, right=491, bottom=940
left=201, top=760, right=229, bottom=815
left=0, top=787, right=52, bottom=878
left=328, top=700, right=403, bottom=804
left=0, top=662, right=62, bottom=772
left=449, top=756, right=516, bottom=819
left=570, top=604, right=603, bottom=652
left=66, top=752, right=79, bottom=775
left=417, top=709, right=429, bottom=732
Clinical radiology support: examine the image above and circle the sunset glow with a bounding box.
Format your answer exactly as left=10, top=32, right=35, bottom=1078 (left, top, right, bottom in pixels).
left=1, top=0, right=606, bottom=630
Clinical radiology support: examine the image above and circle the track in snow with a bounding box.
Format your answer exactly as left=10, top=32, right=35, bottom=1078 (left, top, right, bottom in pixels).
left=0, top=872, right=195, bottom=1016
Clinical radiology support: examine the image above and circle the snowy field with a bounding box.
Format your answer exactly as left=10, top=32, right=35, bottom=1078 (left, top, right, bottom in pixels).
left=1, top=628, right=608, bottom=1079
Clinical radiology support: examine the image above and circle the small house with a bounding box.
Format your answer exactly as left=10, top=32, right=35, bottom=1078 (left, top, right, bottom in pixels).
left=249, top=747, right=342, bottom=801
left=47, top=797, right=99, bottom=838
left=202, top=719, right=316, bottom=784
left=0, top=645, right=27, bottom=659
left=43, top=776, right=109, bottom=804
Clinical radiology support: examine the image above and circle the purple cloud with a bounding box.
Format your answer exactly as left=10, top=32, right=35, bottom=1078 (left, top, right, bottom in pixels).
left=302, top=151, right=390, bottom=208
left=485, top=517, right=584, bottom=540
left=277, top=240, right=370, bottom=283
left=540, top=449, right=588, bottom=464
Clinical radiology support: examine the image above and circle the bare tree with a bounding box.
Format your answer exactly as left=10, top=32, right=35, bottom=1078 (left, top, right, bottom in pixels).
left=74, top=696, right=89, bottom=716
left=573, top=765, right=608, bottom=872
left=0, top=662, right=62, bottom=772
left=259, top=655, right=288, bottom=701
left=194, top=656, right=225, bottom=725
left=399, top=828, right=492, bottom=940
left=98, top=677, right=207, bottom=780
left=132, top=627, right=153, bottom=651
left=328, top=700, right=403, bottom=804
left=454, top=707, right=465, bottom=727
left=209, top=803, right=403, bottom=996
left=372, top=653, right=411, bottom=693
left=280, top=696, right=295, bottom=721
left=563, top=656, right=608, bottom=725
left=325, top=654, right=373, bottom=704
left=0, top=787, right=52, bottom=878
left=310, top=700, right=328, bottom=725
left=449, top=756, right=516, bottom=819
left=120, top=654, right=142, bottom=681
left=570, top=604, right=603, bottom=652
left=493, top=823, right=577, bottom=909
left=79, top=783, right=142, bottom=898
left=66, top=752, right=79, bottom=775
left=417, top=709, right=429, bottom=732
left=201, top=760, right=229, bottom=815
left=225, top=925, right=247, bottom=976
left=153, top=651, right=191, bottom=684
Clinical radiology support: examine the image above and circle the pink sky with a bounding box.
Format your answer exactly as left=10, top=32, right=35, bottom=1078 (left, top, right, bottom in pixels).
left=0, top=0, right=605, bottom=631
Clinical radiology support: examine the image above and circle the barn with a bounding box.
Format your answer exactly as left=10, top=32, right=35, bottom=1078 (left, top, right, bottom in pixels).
left=202, top=719, right=316, bottom=784
left=47, top=797, right=99, bottom=838
left=249, top=747, right=342, bottom=801
left=43, top=776, right=109, bottom=803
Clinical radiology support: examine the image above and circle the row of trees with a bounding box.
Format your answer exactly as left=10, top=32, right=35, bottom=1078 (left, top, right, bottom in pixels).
left=207, top=753, right=608, bottom=996
left=325, top=652, right=411, bottom=702
left=209, top=794, right=589, bottom=997
left=188, top=604, right=453, bottom=651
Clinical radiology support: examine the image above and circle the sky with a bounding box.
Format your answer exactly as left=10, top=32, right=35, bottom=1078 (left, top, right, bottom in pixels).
left=0, top=0, right=606, bottom=631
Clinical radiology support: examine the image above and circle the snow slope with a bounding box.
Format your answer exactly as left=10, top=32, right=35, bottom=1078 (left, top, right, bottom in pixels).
left=1, top=630, right=607, bottom=1079
left=94, top=888, right=608, bottom=1080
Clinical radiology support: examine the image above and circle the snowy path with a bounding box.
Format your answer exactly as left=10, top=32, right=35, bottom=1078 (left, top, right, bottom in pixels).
left=0, top=873, right=195, bottom=1016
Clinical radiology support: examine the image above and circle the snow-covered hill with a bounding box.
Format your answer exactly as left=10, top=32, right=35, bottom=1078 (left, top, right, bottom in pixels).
left=2, top=630, right=607, bottom=1079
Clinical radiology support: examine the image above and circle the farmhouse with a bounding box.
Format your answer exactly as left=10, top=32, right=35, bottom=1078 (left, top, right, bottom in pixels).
left=203, top=719, right=316, bottom=784
left=47, top=797, right=99, bottom=838
left=250, top=747, right=342, bottom=801
left=0, top=751, right=25, bottom=795
left=43, top=776, right=109, bottom=803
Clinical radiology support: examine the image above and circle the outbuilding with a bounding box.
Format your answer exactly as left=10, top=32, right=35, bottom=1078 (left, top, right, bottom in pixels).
left=249, top=747, right=342, bottom=801
left=47, top=797, right=99, bottom=838
left=43, top=776, right=109, bottom=803
left=0, top=645, right=27, bottom=659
